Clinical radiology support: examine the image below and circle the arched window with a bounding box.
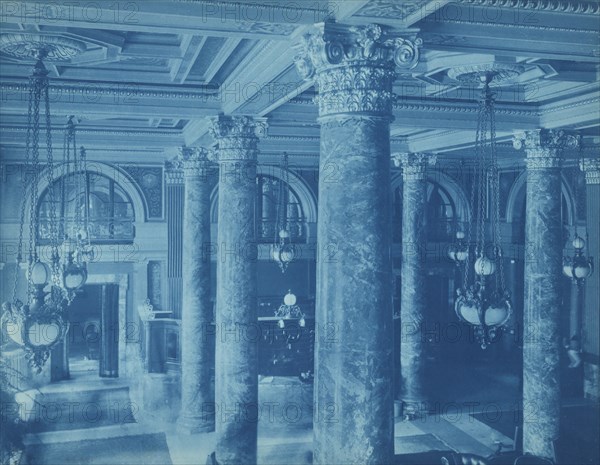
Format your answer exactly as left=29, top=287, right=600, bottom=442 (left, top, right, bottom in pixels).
left=426, top=183, right=456, bottom=242
left=256, top=175, right=306, bottom=243
left=38, top=172, right=135, bottom=244
left=392, top=180, right=458, bottom=243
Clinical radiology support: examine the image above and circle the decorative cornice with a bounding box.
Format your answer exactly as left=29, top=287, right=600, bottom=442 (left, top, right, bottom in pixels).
left=294, top=22, right=421, bottom=118
left=164, top=168, right=184, bottom=184
left=392, top=152, right=437, bottom=180
left=513, top=129, right=580, bottom=170
left=580, top=158, right=600, bottom=185
left=208, top=115, right=267, bottom=163
left=0, top=33, right=86, bottom=62
left=0, top=81, right=218, bottom=100
left=392, top=98, right=540, bottom=117
left=453, top=0, right=599, bottom=15
left=175, top=146, right=215, bottom=177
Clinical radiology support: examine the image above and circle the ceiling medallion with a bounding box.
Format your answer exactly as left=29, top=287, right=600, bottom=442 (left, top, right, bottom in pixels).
left=447, top=63, right=525, bottom=87
left=0, top=33, right=86, bottom=62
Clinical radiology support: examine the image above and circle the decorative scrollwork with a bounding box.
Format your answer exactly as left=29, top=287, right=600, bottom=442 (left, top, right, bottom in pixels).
left=0, top=33, right=86, bottom=62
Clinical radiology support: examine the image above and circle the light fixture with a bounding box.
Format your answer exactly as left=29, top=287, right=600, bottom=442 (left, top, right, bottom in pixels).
left=58, top=117, right=92, bottom=302
left=448, top=230, right=469, bottom=265
left=274, top=290, right=305, bottom=329
left=454, top=72, right=512, bottom=349
left=0, top=47, right=69, bottom=372
left=563, top=151, right=594, bottom=286
left=271, top=152, right=297, bottom=273
left=563, top=233, right=594, bottom=284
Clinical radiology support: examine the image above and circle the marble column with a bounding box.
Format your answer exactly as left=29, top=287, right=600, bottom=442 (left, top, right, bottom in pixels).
left=209, top=115, right=266, bottom=465
left=164, top=163, right=184, bottom=318
left=294, top=23, right=421, bottom=465
left=392, top=152, right=435, bottom=414
left=177, top=146, right=215, bottom=433
left=580, top=158, right=600, bottom=401
left=513, top=129, right=579, bottom=459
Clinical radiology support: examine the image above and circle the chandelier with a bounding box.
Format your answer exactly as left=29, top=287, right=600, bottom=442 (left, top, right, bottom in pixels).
left=274, top=291, right=305, bottom=329
left=454, top=73, right=512, bottom=349
left=271, top=152, right=297, bottom=273
left=563, top=234, right=594, bottom=285
left=448, top=230, right=469, bottom=266
left=59, top=116, right=92, bottom=302
left=1, top=48, right=69, bottom=372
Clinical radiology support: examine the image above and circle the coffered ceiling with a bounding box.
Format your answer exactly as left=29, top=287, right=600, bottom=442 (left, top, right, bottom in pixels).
left=0, top=0, right=598, bottom=166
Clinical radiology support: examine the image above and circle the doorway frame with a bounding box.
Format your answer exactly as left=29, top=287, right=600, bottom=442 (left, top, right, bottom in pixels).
left=83, top=273, right=129, bottom=375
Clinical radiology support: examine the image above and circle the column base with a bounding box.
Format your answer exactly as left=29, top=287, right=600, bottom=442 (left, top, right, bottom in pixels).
left=206, top=452, right=217, bottom=465
left=176, top=415, right=215, bottom=435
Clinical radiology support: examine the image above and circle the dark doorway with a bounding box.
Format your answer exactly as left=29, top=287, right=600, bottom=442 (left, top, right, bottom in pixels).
left=68, top=284, right=103, bottom=374
left=55, top=283, right=120, bottom=378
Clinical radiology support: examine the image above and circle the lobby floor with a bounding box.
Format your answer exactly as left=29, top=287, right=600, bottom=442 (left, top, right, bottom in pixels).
left=20, top=363, right=599, bottom=465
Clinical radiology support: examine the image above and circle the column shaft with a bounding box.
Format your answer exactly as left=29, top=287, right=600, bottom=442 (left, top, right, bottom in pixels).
left=515, top=129, right=579, bottom=459
left=178, top=147, right=215, bottom=433
left=209, top=116, right=266, bottom=465
left=294, top=22, right=421, bottom=465
left=396, top=153, right=433, bottom=409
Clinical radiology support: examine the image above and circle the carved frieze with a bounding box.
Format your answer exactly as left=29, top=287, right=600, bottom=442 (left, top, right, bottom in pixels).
left=120, top=165, right=163, bottom=218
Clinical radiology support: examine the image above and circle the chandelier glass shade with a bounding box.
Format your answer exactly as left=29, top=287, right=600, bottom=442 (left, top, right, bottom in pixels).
left=1, top=48, right=69, bottom=372
left=448, top=230, right=469, bottom=265
left=271, top=152, right=297, bottom=273
left=563, top=234, right=594, bottom=283
left=274, top=290, right=305, bottom=329
left=454, top=73, right=512, bottom=349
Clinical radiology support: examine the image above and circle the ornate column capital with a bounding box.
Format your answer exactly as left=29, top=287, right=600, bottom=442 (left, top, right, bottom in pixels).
left=164, top=159, right=184, bottom=185
left=580, top=157, right=600, bottom=185
left=392, top=152, right=436, bottom=180
left=513, top=129, right=580, bottom=169
left=208, top=115, right=268, bottom=163
left=175, top=146, right=215, bottom=177
left=294, top=22, right=421, bottom=119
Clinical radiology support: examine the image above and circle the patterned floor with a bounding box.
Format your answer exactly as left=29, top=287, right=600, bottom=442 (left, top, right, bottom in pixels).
left=20, top=369, right=598, bottom=465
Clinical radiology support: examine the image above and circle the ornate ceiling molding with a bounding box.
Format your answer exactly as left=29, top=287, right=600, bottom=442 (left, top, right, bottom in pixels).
left=453, top=0, right=600, bottom=15
left=0, top=33, right=86, bottom=62
left=447, top=63, right=525, bottom=87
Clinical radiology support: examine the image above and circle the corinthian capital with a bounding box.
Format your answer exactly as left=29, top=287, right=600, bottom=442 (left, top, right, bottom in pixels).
left=208, top=115, right=268, bottom=163
left=580, top=157, right=600, bottom=185
left=513, top=129, right=579, bottom=170
left=175, top=146, right=214, bottom=177
left=392, top=152, right=436, bottom=180
left=294, top=22, right=421, bottom=119
left=294, top=22, right=421, bottom=80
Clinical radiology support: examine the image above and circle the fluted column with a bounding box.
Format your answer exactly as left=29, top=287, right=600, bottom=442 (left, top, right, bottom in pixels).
left=176, top=146, right=216, bottom=433
left=295, top=23, right=421, bottom=465
left=580, top=157, right=600, bottom=401
left=513, top=129, right=579, bottom=459
left=164, top=163, right=184, bottom=318
left=209, top=115, right=266, bottom=465
left=393, top=152, right=435, bottom=413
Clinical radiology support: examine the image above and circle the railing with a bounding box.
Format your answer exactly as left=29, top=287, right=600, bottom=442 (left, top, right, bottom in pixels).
left=38, top=217, right=135, bottom=243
